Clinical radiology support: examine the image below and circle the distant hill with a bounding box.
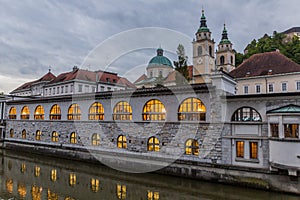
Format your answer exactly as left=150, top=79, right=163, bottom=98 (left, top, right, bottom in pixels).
left=236, top=29, right=300, bottom=67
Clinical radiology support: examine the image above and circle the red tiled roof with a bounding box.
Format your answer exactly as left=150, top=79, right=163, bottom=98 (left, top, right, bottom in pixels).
left=229, top=51, right=300, bottom=78
left=164, top=71, right=176, bottom=83
left=134, top=74, right=147, bottom=84
left=118, top=77, right=136, bottom=88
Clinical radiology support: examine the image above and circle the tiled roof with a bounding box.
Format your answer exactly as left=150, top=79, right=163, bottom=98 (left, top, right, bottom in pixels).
left=134, top=74, right=147, bottom=84
left=267, top=104, right=300, bottom=114
left=229, top=51, right=300, bottom=78
left=282, top=27, right=300, bottom=34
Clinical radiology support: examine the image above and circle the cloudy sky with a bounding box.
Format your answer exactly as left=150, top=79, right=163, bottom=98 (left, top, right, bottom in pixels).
left=0, top=0, right=299, bottom=93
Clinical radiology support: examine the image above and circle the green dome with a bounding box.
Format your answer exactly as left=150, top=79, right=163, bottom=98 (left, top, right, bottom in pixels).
left=148, top=48, right=173, bottom=68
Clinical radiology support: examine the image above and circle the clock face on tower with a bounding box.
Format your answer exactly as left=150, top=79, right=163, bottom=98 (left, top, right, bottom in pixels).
left=197, top=58, right=203, bottom=64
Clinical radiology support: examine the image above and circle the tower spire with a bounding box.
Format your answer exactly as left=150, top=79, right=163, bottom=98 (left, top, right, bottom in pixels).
left=219, top=23, right=231, bottom=45
left=197, top=8, right=210, bottom=33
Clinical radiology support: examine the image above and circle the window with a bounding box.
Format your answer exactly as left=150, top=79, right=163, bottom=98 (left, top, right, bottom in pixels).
left=10, top=129, right=14, bottom=138
left=65, top=85, right=68, bottom=93
left=34, top=105, right=44, bottom=120
left=270, top=124, right=279, bottom=137
left=244, top=85, right=249, bottom=94
left=78, top=85, right=82, bottom=92
left=89, top=102, right=104, bottom=120
left=92, top=86, right=96, bottom=93
left=69, top=173, right=76, bottom=186
left=150, top=71, right=153, bottom=77
left=113, top=101, right=132, bottom=121
left=68, top=104, right=81, bottom=120
left=52, top=131, right=59, bottom=142
left=100, top=86, right=104, bottom=91
left=148, top=191, right=159, bottom=200
left=70, top=132, right=77, bottom=144
left=268, top=83, right=274, bottom=93
left=178, top=98, right=206, bottom=121
left=249, top=142, right=258, bottom=159
left=143, top=99, right=166, bottom=121
left=70, top=84, right=74, bottom=93
left=185, top=139, right=199, bottom=155
left=21, top=163, right=26, bottom=173
left=51, top=169, right=57, bottom=182
left=236, top=141, right=244, bottom=158
left=49, top=88, right=52, bottom=95
left=22, top=129, right=26, bottom=139
left=282, top=82, right=287, bottom=92
left=209, top=46, right=212, bottom=57
left=220, top=56, right=225, bottom=65
left=9, top=107, right=17, bottom=119
left=17, top=183, right=26, bottom=198
left=147, top=136, right=160, bottom=152
left=6, top=179, right=13, bottom=194
left=284, top=124, right=299, bottom=138
left=117, top=184, right=126, bottom=200
left=90, top=178, right=99, bottom=193
left=117, top=135, right=127, bottom=149
left=50, top=104, right=61, bottom=120
left=85, top=85, right=89, bottom=93
left=231, top=107, right=262, bottom=122
left=230, top=56, right=233, bottom=64
left=107, top=87, right=111, bottom=91
left=159, top=71, right=162, bottom=77
left=57, top=87, right=59, bottom=94
left=34, top=166, right=40, bottom=177
left=35, top=130, right=41, bottom=141
left=92, top=133, right=100, bottom=146
left=296, top=81, right=300, bottom=91
left=53, top=88, right=55, bottom=95
left=21, top=106, right=30, bottom=120
left=256, top=85, right=261, bottom=93
left=197, top=46, right=202, bottom=56
left=61, top=86, right=64, bottom=93
left=31, top=186, right=42, bottom=200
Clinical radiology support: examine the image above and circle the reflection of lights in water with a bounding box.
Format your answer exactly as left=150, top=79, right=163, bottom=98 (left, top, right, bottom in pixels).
left=6, top=179, right=13, bottom=194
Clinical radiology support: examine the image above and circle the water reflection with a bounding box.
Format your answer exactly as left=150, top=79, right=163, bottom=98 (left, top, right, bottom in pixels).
left=0, top=149, right=299, bottom=200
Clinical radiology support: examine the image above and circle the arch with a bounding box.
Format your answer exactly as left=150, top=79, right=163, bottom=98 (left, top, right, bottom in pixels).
left=231, top=56, right=233, bottom=64
left=34, top=105, right=45, bottom=120
left=117, top=135, right=127, bottom=149
left=91, top=133, right=100, bottom=146
left=147, top=136, right=160, bottom=152
left=52, top=131, right=59, bottom=142
left=178, top=98, right=206, bottom=121
left=89, top=102, right=104, bottom=120
left=220, top=55, right=225, bottom=65
left=21, top=129, right=26, bottom=139
left=113, top=101, right=132, bottom=121
left=142, top=99, right=166, bottom=121
left=20, top=106, right=30, bottom=120
left=49, top=104, right=61, bottom=120
left=231, top=107, right=262, bottom=122
left=70, top=132, right=77, bottom=144
left=209, top=46, right=213, bottom=57
left=197, top=46, right=202, bottom=56
left=185, top=139, right=199, bottom=155
left=68, top=104, right=81, bottom=120
left=8, top=107, right=17, bottom=119
left=9, top=128, right=14, bottom=138
left=35, top=130, right=41, bottom=141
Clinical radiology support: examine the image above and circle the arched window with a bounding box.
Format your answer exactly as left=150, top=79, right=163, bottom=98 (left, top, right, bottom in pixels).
left=117, top=184, right=126, bottom=200
left=52, top=131, right=59, bottom=142
left=117, top=135, right=127, bottom=149
left=148, top=191, right=159, bottom=200
left=91, top=133, right=100, bottom=146
left=22, top=129, right=26, bottom=139
left=113, top=101, right=132, bottom=121
left=197, top=46, right=202, bottom=56
left=231, top=56, right=233, bottom=64
left=147, top=136, right=160, bottom=152
left=185, top=139, right=199, bottom=155
left=209, top=46, right=213, bottom=57
left=231, top=107, right=262, bottom=122
left=178, top=98, right=206, bottom=121
left=90, top=178, right=100, bottom=193
left=220, top=56, right=225, bottom=65
left=50, top=104, right=61, bottom=120
left=34, top=166, right=40, bottom=177
left=70, top=132, right=77, bottom=144
left=34, top=105, right=45, bottom=120
left=9, top=107, right=17, bottom=119
left=143, top=99, right=166, bottom=121
left=159, top=70, right=163, bottom=77
left=68, top=104, right=81, bottom=120
left=69, top=173, right=76, bottom=186
left=89, top=102, right=104, bottom=120
left=10, top=129, right=14, bottom=138
left=51, top=169, right=57, bottom=182
left=20, top=106, right=30, bottom=120
left=35, top=130, right=41, bottom=141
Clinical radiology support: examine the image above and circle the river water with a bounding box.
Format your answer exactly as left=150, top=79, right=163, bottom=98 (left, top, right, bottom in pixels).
left=0, top=149, right=298, bottom=200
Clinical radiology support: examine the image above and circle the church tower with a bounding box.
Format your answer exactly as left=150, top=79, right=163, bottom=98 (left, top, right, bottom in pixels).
left=216, top=24, right=235, bottom=73
left=192, top=9, right=215, bottom=83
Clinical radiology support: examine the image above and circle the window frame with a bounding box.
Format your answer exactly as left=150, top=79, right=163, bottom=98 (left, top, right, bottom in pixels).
left=178, top=98, right=206, bottom=121
left=91, top=133, right=100, bottom=146
left=231, top=107, right=262, bottom=122
left=89, top=102, right=104, bottom=120
left=236, top=141, right=244, bottom=158
left=147, top=136, right=160, bottom=152
left=67, top=104, right=81, bottom=120
left=142, top=99, right=166, bottom=121
left=185, top=139, right=199, bottom=155
left=20, top=106, right=30, bottom=120
left=113, top=101, right=132, bottom=121
left=49, top=104, right=61, bottom=120
left=117, top=135, right=127, bottom=149
left=8, top=107, right=17, bottom=119
left=34, top=105, right=45, bottom=120
left=52, top=131, right=59, bottom=142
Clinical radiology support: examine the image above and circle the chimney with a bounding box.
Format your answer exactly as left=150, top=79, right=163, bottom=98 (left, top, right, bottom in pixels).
left=268, top=69, right=273, bottom=75
left=73, top=66, right=78, bottom=71
left=276, top=49, right=280, bottom=53
left=245, top=72, right=250, bottom=77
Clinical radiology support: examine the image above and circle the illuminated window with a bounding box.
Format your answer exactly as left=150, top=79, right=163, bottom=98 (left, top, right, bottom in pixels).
left=50, top=104, right=61, bottom=120
left=70, top=132, right=77, bottom=144
left=51, top=169, right=57, bottom=182
left=52, top=131, right=59, bottom=142
left=9, top=107, right=17, bottom=119
left=250, top=142, right=258, bottom=159
left=22, top=129, right=26, bottom=139
left=34, top=105, right=45, bottom=120
left=92, top=133, right=100, bottom=146
left=21, top=106, right=30, bottom=120
left=89, top=102, right=104, bottom=120
left=117, top=135, right=127, bottom=149
left=90, top=178, right=100, bottom=193
left=147, top=136, right=160, bottom=152
left=36, top=130, right=42, bottom=141
left=18, top=183, right=27, bottom=198
left=21, top=163, right=26, bottom=173
left=148, top=191, right=160, bottom=200
left=69, top=173, right=76, bottom=186
left=143, top=99, right=166, bottom=121
left=117, top=184, right=126, bottom=199
left=270, top=124, right=279, bottom=137
left=47, top=189, right=58, bottom=200
left=231, top=107, right=262, bottom=122
left=185, top=139, right=199, bottom=155
left=178, top=98, right=206, bottom=121
left=284, top=124, right=299, bottom=138
left=31, top=185, right=42, bottom=200
left=10, top=128, right=14, bottom=138
left=113, top=101, right=132, bottom=120
left=6, top=179, right=13, bottom=194
left=34, top=166, right=41, bottom=177
left=236, top=141, right=244, bottom=158
left=68, top=104, right=81, bottom=120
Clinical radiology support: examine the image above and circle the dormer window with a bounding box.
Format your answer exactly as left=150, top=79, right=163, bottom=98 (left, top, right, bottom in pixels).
left=106, top=78, right=110, bottom=83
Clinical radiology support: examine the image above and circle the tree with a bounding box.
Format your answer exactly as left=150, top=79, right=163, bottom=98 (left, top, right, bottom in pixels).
left=173, top=44, right=189, bottom=85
